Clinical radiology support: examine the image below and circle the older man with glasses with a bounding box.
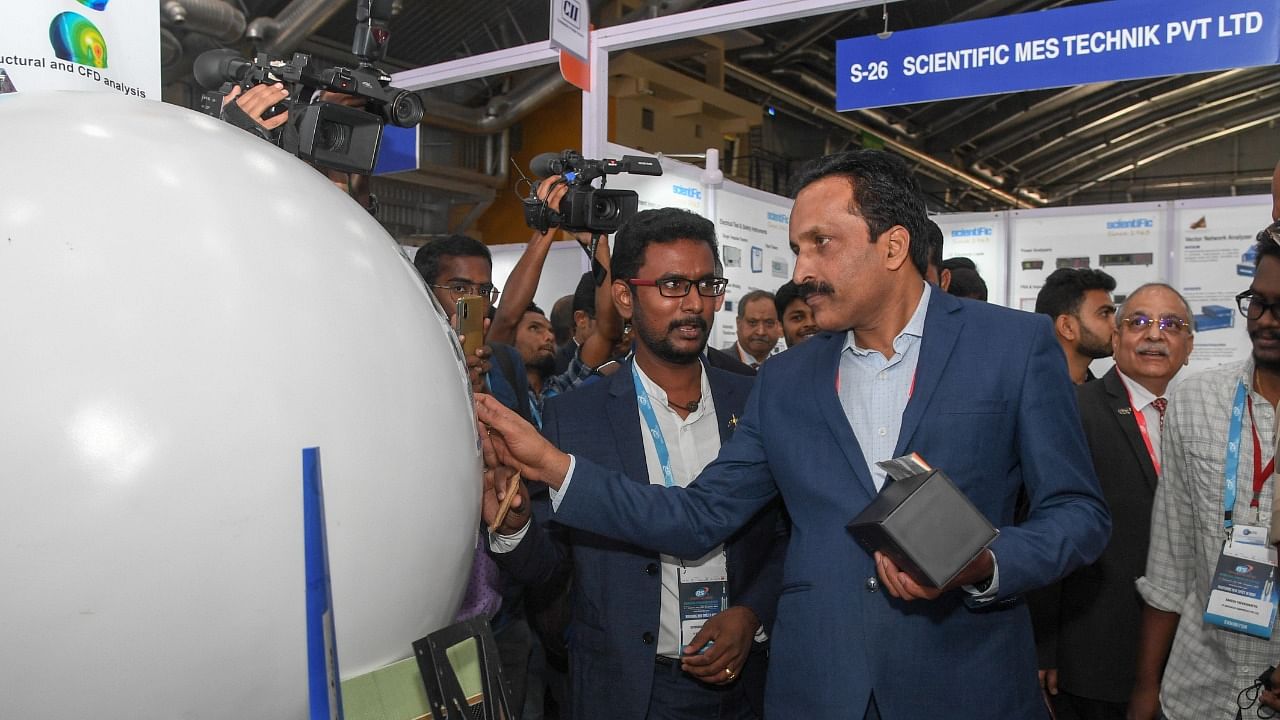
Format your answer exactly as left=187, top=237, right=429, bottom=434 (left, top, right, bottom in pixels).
left=1033, top=283, right=1194, bottom=720
left=1130, top=222, right=1280, bottom=720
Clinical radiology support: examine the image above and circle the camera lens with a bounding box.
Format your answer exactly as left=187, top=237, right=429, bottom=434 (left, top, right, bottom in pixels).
left=387, top=90, right=425, bottom=128
left=315, top=120, right=352, bottom=153
left=592, top=196, right=620, bottom=221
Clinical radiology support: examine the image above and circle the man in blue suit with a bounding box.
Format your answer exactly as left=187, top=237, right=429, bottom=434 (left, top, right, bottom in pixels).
left=486, top=208, right=785, bottom=720
left=478, top=150, right=1110, bottom=719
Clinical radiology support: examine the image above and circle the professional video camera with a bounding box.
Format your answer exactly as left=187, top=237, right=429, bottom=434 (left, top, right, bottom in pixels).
left=193, top=0, right=423, bottom=175
left=522, top=150, right=662, bottom=235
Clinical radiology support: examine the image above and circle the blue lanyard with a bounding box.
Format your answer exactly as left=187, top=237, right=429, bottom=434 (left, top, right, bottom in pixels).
left=632, top=363, right=677, bottom=488
left=1224, top=380, right=1248, bottom=532
left=528, top=391, right=543, bottom=430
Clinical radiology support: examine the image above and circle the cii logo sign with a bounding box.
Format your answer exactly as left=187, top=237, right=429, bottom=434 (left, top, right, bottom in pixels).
left=551, top=0, right=588, bottom=61
left=562, top=0, right=580, bottom=23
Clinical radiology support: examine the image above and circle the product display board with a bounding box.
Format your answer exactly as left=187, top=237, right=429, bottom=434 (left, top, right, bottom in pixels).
left=1010, top=203, right=1165, bottom=311
left=2, top=0, right=159, bottom=98
left=932, top=212, right=1009, bottom=306
left=1174, top=196, right=1272, bottom=372
left=713, top=183, right=795, bottom=350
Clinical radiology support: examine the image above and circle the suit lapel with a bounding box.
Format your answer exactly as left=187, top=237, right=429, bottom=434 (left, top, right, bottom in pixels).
left=895, top=290, right=962, bottom=456
left=1103, top=368, right=1159, bottom=492
left=709, top=370, right=741, bottom=447
left=814, top=333, right=878, bottom=497
left=606, top=361, right=651, bottom=485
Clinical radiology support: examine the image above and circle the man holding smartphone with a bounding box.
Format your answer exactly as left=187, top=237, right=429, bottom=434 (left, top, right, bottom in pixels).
left=413, top=234, right=542, bottom=711
left=414, top=235, right=533, bottom=412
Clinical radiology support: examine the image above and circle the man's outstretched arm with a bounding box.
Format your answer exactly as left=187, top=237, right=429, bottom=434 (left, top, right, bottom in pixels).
left=475, top=388, right=779, bottom=559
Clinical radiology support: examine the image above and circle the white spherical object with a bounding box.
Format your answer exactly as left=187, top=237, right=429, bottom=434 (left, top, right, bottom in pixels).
left=0, top=92, right=480, bottom=718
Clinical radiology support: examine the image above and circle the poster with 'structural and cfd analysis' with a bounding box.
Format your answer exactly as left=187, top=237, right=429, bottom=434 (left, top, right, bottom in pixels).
left=2, top=1, right=158, bottom=99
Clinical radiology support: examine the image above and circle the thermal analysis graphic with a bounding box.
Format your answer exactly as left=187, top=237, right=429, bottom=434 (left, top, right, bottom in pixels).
left=49, top=12, right=108, bottom=68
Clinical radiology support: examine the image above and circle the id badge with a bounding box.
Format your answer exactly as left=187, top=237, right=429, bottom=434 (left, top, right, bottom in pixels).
left=677, top=557, right=728, bottom=648
left=1203, top=524, right=1279, bottom=639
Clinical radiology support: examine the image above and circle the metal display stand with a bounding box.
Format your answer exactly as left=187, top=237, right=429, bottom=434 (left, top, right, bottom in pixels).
left=413, top=617, right=514, bottom=720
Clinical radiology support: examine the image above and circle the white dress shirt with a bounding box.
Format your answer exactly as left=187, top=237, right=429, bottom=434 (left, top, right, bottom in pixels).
left=1116, top=369, right=1166, bottom=468
left=493, top=362, right=725, bottom=658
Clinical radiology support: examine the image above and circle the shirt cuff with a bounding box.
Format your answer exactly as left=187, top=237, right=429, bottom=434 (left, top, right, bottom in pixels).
left=549, top=454, right=576, bottom=512
left=1135, top=575, right=1183, bottom=613
left=962, top=549, right=999, bottom=605
left=488, top=520, right=530, bottom=553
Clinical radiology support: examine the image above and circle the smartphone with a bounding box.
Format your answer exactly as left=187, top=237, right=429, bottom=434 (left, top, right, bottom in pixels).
left=454, top=295, right=486, bottom=358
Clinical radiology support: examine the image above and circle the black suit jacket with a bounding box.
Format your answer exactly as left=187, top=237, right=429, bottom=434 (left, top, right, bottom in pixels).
left=706, top=346, right=756, bottom=376
left=1032, top=366, right=1159, bottom=703
left=492, top=360, right=785, bottom=720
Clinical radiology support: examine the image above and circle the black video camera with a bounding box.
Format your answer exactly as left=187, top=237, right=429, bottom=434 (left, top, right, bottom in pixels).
left=194, top=0, right=423, bottom=175
left=522, top=150, right=662, bottom=235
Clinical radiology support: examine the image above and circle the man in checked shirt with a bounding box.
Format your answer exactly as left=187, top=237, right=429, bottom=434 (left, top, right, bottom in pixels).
left=1131, top=221, right=1280, bottom=719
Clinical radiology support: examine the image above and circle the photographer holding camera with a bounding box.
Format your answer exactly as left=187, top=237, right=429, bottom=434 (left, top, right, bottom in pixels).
left=488, top=175, right=626, bottom=407
left=219, top=86, right=376, bottom=211
left=196, top=0, right=422, bottom=182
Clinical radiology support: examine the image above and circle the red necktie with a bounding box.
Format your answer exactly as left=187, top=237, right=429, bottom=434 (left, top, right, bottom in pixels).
left=1151, top=397, right=1168, bottom=433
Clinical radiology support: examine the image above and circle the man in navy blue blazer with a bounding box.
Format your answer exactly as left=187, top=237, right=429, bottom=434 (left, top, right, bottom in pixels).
left=485, top=208, right=785, bottom=720
left=478, top=150, right=1110, bottom=719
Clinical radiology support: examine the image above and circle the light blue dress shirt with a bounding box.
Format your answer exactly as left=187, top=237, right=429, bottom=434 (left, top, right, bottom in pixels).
left=837, top=283, right=998, bottom=600
left=839, top=283, right=930, bottom=491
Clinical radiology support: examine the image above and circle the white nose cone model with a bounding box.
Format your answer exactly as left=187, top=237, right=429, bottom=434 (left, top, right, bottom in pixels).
left=0, top=92, right=480, bottom=719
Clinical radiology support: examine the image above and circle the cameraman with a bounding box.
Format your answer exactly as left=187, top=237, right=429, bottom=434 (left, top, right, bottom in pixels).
left=488, top=176, right=626, bottom=411
left=414, top=233, right=542, bottom=713
left=221, top=87, right=375, bottom=212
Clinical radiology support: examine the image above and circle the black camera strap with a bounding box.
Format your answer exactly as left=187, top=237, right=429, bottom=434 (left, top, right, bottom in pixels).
left=1235, top=665, right=1279, bottom=719
left=581, top=233, right=608, bottom=286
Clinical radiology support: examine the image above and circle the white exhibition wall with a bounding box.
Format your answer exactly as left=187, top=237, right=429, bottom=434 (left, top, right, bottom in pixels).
left=480, top=142, right=1272, bottom=374
left=489, top=240, right=593, bottom=316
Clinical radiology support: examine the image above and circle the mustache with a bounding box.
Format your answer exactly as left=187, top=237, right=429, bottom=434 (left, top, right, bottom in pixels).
left=1251, top=329, right=1280, bottom=342
left=1135, top=342, right=1169, bottom=357
left=668, top=316, right=709, bottom=333
left=795, top=281, right=835, bottom=299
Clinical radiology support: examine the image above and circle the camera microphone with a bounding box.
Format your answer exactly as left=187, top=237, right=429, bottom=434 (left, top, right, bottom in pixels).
left=192, top=49, right=253, bottom=90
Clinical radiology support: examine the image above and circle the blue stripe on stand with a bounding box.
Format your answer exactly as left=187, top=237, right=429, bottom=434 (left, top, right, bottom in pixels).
left=303, top=447, right=343, bottom=720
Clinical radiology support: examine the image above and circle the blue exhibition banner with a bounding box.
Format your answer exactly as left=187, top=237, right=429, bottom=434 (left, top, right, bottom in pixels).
left=835, top=0, right=1280, bottom=111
